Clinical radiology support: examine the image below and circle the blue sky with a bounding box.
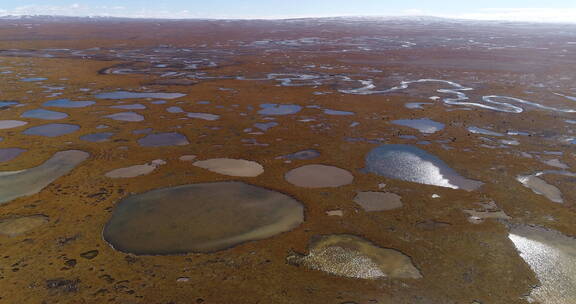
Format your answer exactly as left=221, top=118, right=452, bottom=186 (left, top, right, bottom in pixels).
left=1, top=0, right=575, bottom=22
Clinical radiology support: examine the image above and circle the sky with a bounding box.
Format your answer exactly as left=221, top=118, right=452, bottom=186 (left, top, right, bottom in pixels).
left=1, top=0, right=575, bottom=23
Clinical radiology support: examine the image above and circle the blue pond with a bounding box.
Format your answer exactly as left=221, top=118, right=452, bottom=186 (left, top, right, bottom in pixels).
left=0, top=101, right=19, bottom=108
left=43, top=99, right=95, bottom=108
left=167, top=106, right=184, bottom=113
left=21, top=77, right=47, bottom=82
left=254, top=122, right=279, bottom=131
left=323, top=109, right=354, bottom=116
left=258, top=104, right=302, bottom=116
left=80, top=132, right=114, bottom=142
left=111, top=104, right=147, bottom=110
left=133, top=128, right=153, bottom=135
left=365, top=144, right=483, bottom=191
left=282, top=149, right=321, bottom=160
left=23, top=123, right=80, bottom=137
left=21, top=109, right=69, bottom=120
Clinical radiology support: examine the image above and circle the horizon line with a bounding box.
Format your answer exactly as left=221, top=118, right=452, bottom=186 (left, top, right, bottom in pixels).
left=1, top=14, right=576, bottom=25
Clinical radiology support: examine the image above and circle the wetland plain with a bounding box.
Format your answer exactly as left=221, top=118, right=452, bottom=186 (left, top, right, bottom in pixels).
left=0, top=16, right=575, bottom=304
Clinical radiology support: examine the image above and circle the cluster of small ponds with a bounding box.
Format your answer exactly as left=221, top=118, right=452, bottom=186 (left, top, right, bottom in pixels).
left=2, top=84, right=574, bottom=206
left=6, top=44, right=576, bottom=117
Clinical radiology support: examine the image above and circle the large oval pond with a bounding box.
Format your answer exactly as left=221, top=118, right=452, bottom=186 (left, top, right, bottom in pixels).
left=103, top=182, right=304, bottom=255
left=23, top=123, right=80, bottom=137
